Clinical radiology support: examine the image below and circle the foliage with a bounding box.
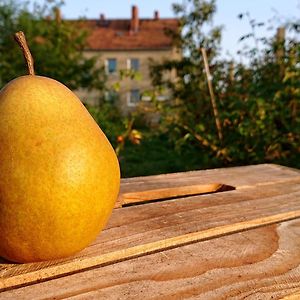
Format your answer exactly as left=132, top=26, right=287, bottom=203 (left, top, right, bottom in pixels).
left=0, top=0, right=106, bottom=94
left=87, top=102, right=124, bottom=147
left=150, top=0, right=300, bottom=169
left=150, top=0, right=226, bottom=163
left=1, top=0, right=299, bottom=177
left=214, top=11, right=300, bottom=166
left=118, top=132, right=214, bottom=178
left=87, top=102, right=143, bottom=157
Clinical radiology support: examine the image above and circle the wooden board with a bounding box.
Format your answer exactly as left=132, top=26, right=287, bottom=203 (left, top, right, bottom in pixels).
left=1, top=177, right=300, bottom=291
left=116, top=183, right=234, bottom=207
left=0, top=164, right=300, bottom=298
left=119, top=164, right=300, bottom=192
left=282, top=291, right=300, bottom=300
left=116, top=164, right=300, bottom=207
left=2, top=219, right=300, bottom=299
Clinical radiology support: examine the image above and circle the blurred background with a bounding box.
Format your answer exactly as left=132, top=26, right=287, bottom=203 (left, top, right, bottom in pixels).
left=0, top=0, right=299, bottom=177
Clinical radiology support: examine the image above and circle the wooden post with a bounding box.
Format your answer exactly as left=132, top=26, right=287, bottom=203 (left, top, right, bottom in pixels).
left=200, top=48, right=223, bottom=142
left=229, top=61, right=234, bottom=83
left=276, top=27, right=285, bottom=77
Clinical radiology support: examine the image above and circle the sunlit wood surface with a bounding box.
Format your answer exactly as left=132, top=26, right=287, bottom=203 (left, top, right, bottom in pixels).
left=1, top=164, right=300, bottom=299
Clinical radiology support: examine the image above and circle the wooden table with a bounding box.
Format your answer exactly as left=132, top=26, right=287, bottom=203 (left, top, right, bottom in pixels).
left=1, top=164, right=300, bottom=299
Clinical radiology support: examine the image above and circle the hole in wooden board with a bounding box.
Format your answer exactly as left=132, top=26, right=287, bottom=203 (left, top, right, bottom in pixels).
left=118, top=183, right=235, bottom=207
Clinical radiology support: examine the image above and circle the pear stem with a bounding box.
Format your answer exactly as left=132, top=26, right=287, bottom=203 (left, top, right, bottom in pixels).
left=14, top=31, right=35, bottom=75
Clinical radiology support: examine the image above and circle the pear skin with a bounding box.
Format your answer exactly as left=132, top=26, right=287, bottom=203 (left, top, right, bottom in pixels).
left=0, top=75, right=120, bottom=263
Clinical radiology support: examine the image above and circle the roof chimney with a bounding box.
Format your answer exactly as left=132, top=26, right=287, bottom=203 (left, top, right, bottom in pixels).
left=100, top=13, right=105, bottom=21
left=130, top=5, right=139, bottom=33
left=154, top=10, right=159, bottom=20
left=54, top=7, right=61, bottom=23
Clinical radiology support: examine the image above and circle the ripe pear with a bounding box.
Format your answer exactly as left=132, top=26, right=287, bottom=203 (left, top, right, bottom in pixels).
left=0, top=32, right=120, bottom=263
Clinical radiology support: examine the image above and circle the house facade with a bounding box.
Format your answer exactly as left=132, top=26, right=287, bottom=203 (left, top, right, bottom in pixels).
left=76, top=6, right=180, bottom=113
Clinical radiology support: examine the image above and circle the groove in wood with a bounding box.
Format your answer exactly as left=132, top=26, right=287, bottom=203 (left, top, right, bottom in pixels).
left=2, top=209, right=300, bottom=292
left=2, top=220, right=300, bottom=299
left=116, top=183, right=235, bottom=208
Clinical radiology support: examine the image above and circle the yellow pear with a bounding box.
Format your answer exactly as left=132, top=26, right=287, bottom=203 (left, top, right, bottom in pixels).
left=0, top=32, right=120, bottom=263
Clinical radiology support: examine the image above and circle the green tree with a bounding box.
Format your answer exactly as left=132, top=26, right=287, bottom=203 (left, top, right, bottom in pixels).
left=222, top=17, right=300, bottom=166
left=0, top=0, right=106, bottom=96
left=150, top=0, right=227, bottom=166
left=150, top=0, right=300, bottom=168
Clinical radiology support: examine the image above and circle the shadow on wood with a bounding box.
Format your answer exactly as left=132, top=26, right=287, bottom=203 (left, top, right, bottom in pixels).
left=121, top=183, right=235, bottom=207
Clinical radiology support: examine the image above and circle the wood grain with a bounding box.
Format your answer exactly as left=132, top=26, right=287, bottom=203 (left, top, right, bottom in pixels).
left=281, top=291, right=300, bottom=300
left=116, top=183, right=232, bottom=208
left=1, top=164, right=300, bottom=298
left=1, top=179, right=300, bottom=292
left=120, top=164, right=300, bottom=190
left=2, top=209, right=300, bottom=292
left=2, top=219, right=300, bottom=299
left=116, top=164, right=300, bottom=207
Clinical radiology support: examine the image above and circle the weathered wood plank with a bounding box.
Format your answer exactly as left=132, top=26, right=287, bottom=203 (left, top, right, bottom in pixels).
left=281, top=291, right=300, bottom=300
left=116, top=164, right=300, bottom=207
left=1, top=179, right=300, bottom=292
left=1, top=209, right=300, bottom=292
left=116, top=183, right=230, bottom=208
left=2, top=219, right=300, bottom=299
left=109, top=179, right=300, bottom=231
left=120, top=164, right=300, bottom=192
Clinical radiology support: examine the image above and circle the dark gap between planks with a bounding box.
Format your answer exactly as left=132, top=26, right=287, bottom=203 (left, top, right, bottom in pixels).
left=123, top=184, right=235, bottom=207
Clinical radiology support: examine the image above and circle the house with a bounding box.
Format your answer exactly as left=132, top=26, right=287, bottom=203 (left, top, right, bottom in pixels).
left=76, top=5, right=181, bottom=113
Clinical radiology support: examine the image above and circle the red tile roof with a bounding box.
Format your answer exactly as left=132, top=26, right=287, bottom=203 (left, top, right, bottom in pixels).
left=76, top=18, right=179, bottom=51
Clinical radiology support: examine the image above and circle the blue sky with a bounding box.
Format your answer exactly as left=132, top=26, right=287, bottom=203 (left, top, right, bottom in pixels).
left=34, top=0, right=300, bottom=58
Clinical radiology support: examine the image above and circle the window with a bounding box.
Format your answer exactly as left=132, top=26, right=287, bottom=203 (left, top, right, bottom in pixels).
left=157, top=95, right=169, bottom=101
left=141, top=95, right=151, bottom=101
left=104, top=90, right=119, bottom=102
left=106, top=58, right=117, bottom=74
left=128, top=58, right=140, bottom=71
left=127, top=89, right=140, bottom=106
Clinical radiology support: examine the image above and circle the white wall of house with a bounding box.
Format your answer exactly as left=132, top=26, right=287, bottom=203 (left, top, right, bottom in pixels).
left=76, top=47, right=181, bottom=114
